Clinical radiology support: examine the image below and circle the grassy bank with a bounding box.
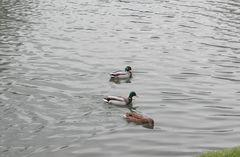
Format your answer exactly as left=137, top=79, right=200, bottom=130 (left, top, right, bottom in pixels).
left=198, top=146, right=240, bottom=157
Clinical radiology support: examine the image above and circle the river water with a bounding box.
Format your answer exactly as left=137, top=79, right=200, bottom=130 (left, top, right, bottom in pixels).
left=0, top=0, right=240, bottom=156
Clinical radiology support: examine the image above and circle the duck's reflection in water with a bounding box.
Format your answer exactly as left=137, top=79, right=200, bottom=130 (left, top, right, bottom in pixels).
left=109, top=77, right=131, bottom=84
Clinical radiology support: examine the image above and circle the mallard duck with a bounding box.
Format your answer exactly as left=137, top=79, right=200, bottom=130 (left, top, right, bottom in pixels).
left=124, top=112, right=154, bottom=129
left=103, top=91, right=137, bottom=106
left=110, top=66, right=132, bottom=79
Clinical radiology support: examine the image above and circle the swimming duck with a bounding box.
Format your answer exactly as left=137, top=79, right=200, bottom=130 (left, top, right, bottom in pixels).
left=103, top=91, right=137, bottom=106
left=110, top=66, right=132, bottom=79
left=124, top=112, right=154, bottom=129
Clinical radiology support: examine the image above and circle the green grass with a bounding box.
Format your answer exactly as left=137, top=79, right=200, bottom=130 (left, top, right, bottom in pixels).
left=198, top=146, right=240, bottom=157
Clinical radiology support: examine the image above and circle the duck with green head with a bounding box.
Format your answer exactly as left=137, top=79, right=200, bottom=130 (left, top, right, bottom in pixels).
left=103, top=91, right=137, bottom=106
left=110, top=66, right=132, bottom=79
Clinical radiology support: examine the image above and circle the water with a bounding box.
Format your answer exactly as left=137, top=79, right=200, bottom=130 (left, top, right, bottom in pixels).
left=0, top=0, right=240, bottom=156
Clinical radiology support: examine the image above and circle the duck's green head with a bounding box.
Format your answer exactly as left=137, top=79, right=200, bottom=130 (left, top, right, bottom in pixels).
left=125, top=66, right=132, bottom=72
left=129, top=91, right=137, bottom=98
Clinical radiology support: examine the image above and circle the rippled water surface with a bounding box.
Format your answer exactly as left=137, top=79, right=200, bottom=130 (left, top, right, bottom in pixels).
left=1, top=0, right=240, bottom=156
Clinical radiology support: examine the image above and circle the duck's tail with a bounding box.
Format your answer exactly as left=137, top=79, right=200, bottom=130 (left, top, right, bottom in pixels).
left=103, top=97, right=109, bottom=103
left=110, top=73, right=118, bottom=78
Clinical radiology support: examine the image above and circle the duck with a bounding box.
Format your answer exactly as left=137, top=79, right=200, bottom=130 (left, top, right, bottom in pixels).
left=110, top=66, right=132, bottom=79
left=103, top=91, right=137, bottom=106
left=124, top=112, right=154, bottom=129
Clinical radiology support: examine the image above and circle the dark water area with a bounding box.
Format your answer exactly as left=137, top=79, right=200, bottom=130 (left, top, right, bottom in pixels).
left=0, top=0, right=240, bottom=156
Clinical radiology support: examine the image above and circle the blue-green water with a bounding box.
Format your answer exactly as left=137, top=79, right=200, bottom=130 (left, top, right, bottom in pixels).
left=0, top=0, right=240, bottom=156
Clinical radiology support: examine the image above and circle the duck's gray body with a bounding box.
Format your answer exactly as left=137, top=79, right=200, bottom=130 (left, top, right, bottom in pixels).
left=103, top=91, right=137, bottom=106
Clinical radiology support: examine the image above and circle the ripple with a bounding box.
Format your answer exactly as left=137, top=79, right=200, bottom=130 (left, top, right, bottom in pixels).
left=201, top=43, right=240, bottom=50
left=1, top=0, right=240, bottom=157
left=212, top=76, right=240, bottom=82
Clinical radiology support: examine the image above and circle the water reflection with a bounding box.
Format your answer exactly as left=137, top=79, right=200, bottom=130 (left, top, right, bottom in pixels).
left=0, top=2, right=40, bottom=156
left=0, top=0, right=38, bottom=75
left=1, top=0, right=240, bottom=157
left=109, top=77, right=132, bottom=84
left=0, top=1, right=23, bottom=52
